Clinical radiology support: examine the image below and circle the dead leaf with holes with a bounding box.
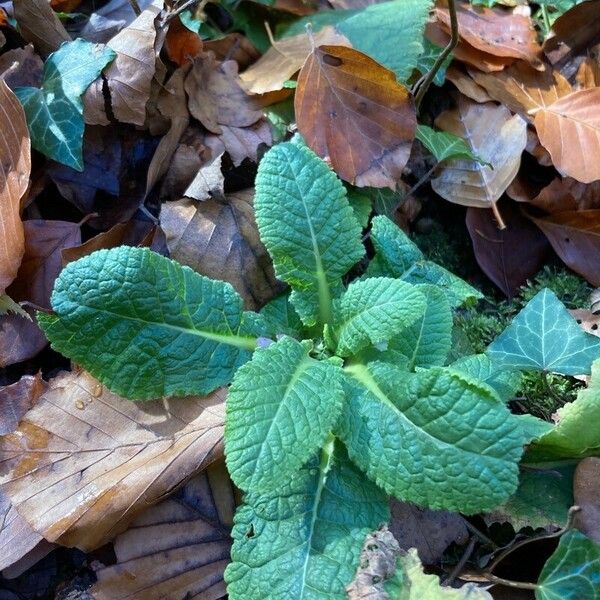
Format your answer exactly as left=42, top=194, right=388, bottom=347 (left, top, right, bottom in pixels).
left=295, top=44, right=417, bottom=188
left=431, top=98, right=527, bottom=211
left=92, top=461, right=236, bottom=600
left=0, top=369, right=225, bottom=551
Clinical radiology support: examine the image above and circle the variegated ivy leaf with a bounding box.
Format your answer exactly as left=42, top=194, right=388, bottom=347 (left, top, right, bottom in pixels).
left=225, top=336, right=345, bottom=492
left=339, top=362, right=530, bottom=513
left=416, top=125, right=490, bottom=165
left=487, top=289, right=600, bottom=375
left=254, top=139, right=364, bottom=326
left=16, top=39, right=115, bottom=170
left=38, top=247, right=262, bottom=399
left=225, top=443, right=389, bottom=600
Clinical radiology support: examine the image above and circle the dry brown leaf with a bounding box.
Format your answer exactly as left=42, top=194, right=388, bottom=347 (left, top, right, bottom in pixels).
left=0, top=372, right=47, bottom=435
left=84, top=0, right=162, bottom=126
left=0, top=79, right=30, bottom=294
left=435, top=1, right=542, bottom=68
left=431, top=98, right=527, bottom=208
left=573, top=457, right=600, bottom=543
left=525, top=127, right=552, bottom=166
left=204, top=119, right=273, bottom=167
left=534, top=88, right=600, bottom=183
left=528, top=209, right=600, bottom=286
left=12, top=0, right=71, bottom=57
left=164, top=15, right=203, bottom=66
left=159, top=142, right=206, bottom=201
left=161, top=189, right=282, bottom=310
left=0, top=44, right=43, bottom=90
left=204, top=33, right=259, bottom=71
left=184, top=153, right=225, bottom=201
left=185, top=52, right=262, bottom=135
left=570, top=309, right=600, bottom=337
left=445, top=64, right=493, bottom=103
left=0, top=369, right=226, bottom=551
left=239, top=26, right=351, bottom=95
left=530, top=177, right=600, bottom=214
left=92, top=461, right=236, bottom=600
left=576, top=54, right=600, bottom=90
left=468, top=62, right=572, bottom=122
left=0, top=309, right=47, bottom=368
left=295, top=44, right=416, bottom=188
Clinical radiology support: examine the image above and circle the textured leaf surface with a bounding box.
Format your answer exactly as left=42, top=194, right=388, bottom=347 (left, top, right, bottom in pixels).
left=225, top=445, right=388, bottom=600
left=259, top=294, right=304, bottom=338
left=487, top=289, right=600, bottom=375
left=16, top=39, right=115, bottom=170
left=416, top=125, right=486, bottom=164
left=225, top=337, right=344, bottom=492
left=332, top=278, right=426, bottom=357
left=38, top=247, right=261, bottom=400
left=536, top=530, right=600, bottom=600
left=340, top=362, right=527, bottom=512
left=526, top=360, right=600, bottom=462
left=254, top=140, right=363, bottom=326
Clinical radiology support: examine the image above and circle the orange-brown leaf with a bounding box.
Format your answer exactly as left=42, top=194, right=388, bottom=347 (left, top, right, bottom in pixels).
left=534, top=88, right=600, bottom=184
left=50, top=0, right=82, bottom=11
left=165, top=16, right=204, bottom=66
left=0, top=79, right=30, bottom=294
left=295, top=44, right=416, bottom=188
left=531, top=177, right=600, bottom=214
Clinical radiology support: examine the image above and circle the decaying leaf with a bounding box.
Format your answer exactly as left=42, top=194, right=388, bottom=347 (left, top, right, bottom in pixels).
left=431, top=98, right=527, bottom=209
left=161, top=189, right=282, bottom=310
left=534, top=88, right=600, bottom=184
left=0, top=369, right=226, bottom=550
left=0, top=372, right=47, bottom=435
left=295, top=44, right=416, bottom=188
left=164, top=15, right=203, bottom=67
left=92, top=461, right=236, bottom=600
left=573, top=457, right=600, bottom=543
left=0, top=79, right=30, bottom=294
left=445, top=65, right=493, bottom=103
left=203, top=33, right=260, bottom=71
left=529, top=177, right=600, bottom=214
left=576, top=54, right=600, bottom=90
left=0, top=309, right=47, bottom=368
left=204, top=119, right=273, bottom=167
left=0, top=44, right=44, bottom=90
left=184, top=153, right=225, bottom=201
left=84, top=0, right=162, bottom=126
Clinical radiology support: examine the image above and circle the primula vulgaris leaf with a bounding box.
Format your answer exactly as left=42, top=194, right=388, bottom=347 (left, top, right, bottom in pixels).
left=254, top=140, right=363, bottom=326
left=451, top=354, right=521, bottom=403
left=225, top=443, right=389, bottom=600
left=259, top=294, right=303, bottom=338
left=487, top=289, right=600, bottom=375
left=536, top=530, right=600, bottom=600
left=416, top=125, right=489, bottom=165
left=339, top=362, right=528, bottom=513
left=525, top=360, right=600, bottom=463
left=38, top=247, right=261, bottom=399
left=16, top=39, right=115, bottom=170
left=225, top=337, right=344, bottom=493
left=332, top=278, right=426, bottom=357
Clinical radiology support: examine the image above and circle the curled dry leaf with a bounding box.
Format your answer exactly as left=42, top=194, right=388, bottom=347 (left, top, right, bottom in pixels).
left=92, top=461, right=236, bottom=600
left=435, top=1, right=542, bottom=68
left=468, top=62, right=572, bottom=122
left=164, top=16, right=203, bottom=67
left=445, top=65, right=493, bottom=103
left=0, top=369, right=226, bottom=551
left=295, top=44, right=416, bottom=189
left=0, top=372, right=47, bottom=435
left=528, top=209, right=600, bottom=286
left=530, top=177, right=600, bottom=214
left=0, top=79, right=30, bottom=294
left=84, top=0, right=162, bottom=126
left=431, top=98, right=527, bottom=209
left=161, top=189, right=282, bottom=310
left=239, top=26, right=351, bottom=95
left=534, top=88, right=600, bottom=184
left=573, top=457, right=600, bottom=543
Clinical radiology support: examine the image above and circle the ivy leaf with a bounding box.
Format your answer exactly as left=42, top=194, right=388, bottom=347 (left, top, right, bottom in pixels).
left=536, top=530, right=600, bottom=600
left=225, top=443, right=389, bottom=600
left=15, top=39, right=115, bottom=170
left=416, top=125, right=490, bottom=165
left=340, top=362, right=528, bottom=513
left=332, top=278, right=426, bottom=357
left=525, top=360, right=600, bottom=463
left=415, top=39, right=453, bottom=87
left=487, top=289, right=600, bottom=375
left=225, top=337, right=344, bottom=493
left=38, top=247, right=261, bottom=400
left=254, top=139, right=364, bottom=326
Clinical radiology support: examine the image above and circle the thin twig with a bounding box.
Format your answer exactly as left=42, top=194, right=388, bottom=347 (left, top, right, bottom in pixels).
left=128, top=0, right=142, bottom=15
left=392, top=163, right=439, bottom=214
left=165, top=0, right=202, bottom=22
left=444, top=536, right=477, bottom=587
left=413, top=0, right=458, bottom=110
left=462, top=519, right=498, bottom=549
left=481, top=573, right=539, bottom=591
left=491, top=201, right=506, bottom=230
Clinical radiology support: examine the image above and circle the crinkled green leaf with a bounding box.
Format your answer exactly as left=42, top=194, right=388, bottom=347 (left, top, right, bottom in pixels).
left=259, top=293, right=303, bottom=338
left=339, top=362, right=528, bottom=513
left=488, top=466, right=574, bottom=530
left=536, top=530, right=600, bottom=600
left=386, top=548, right=492, bottom=599
left=451, top=354, right=521, bottom=402
left=346, top=188, right=372, bottom=228
left=416, top=125, right=489, bottom=165
left=415, top=39, right=452, bottom=87
left=225, top=443, right=389, bottom=600
left=255, top=140, right=364, bottom=326
left=332, top=278, right=426, bottom=357
left=338, top=0, right=434, bottom=83
left=225, top=337, right=344, bottom=493
left=38, top=247, right=260, bottom=399
left=487, top=289, right=600, bottom=375
left=525, top=360, right=600, bottom=463
left=16, top=39, right=115, bottom=170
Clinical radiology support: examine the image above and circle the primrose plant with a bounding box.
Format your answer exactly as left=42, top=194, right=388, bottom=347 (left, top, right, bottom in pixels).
left=39, top=138, right=600, bottom=599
